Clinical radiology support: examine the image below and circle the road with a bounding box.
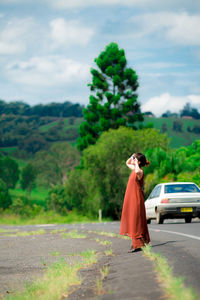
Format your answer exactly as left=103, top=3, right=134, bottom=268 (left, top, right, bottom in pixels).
left=0, top=219, right=200, bottom=299
left=83, top=219, right=200, bottom=294
left=85, top=219, right=200, bottom=295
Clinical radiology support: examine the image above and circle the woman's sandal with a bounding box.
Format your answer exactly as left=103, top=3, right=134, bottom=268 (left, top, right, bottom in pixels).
left=128, top=247, right=142, bottom=253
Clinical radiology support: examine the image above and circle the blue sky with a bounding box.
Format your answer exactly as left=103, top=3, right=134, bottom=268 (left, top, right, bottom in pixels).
left=0, top=0, right=200, bottom=116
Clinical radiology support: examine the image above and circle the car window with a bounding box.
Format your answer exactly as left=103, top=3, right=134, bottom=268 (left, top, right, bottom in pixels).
left=149, top=186, right=160, bottom=199
left=164, top=184, right=200, bottom=193
left=154, top=185, right=161, bottom=197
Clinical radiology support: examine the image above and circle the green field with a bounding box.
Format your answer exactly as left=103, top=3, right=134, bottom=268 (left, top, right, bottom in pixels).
left=10, top=186, right=49, bottom=207
left=143, top=116, right=200, bottom=148
left=39, top=117, right=83, bottom=132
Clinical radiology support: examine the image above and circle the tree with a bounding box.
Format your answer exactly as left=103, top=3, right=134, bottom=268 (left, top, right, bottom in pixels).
left=77, top=42, right=143, bottom=151
left=180, top=102, right=200, bottom=119
left=20, top=163, right=37, bottom=196
left=161, top=123, right=167, bottom=133
left=172, top=120, right=183, bottom=132
left=18, top=134, right=48, bottom=154
left=34, top=142, right=80, bottom=186
left=0, top=179, right=11, bottom=209
left=162, top=110, right=178, bottom=118
left=68, top=127, right=169, bottom=218
left=0, top=156, right=19, bottom=189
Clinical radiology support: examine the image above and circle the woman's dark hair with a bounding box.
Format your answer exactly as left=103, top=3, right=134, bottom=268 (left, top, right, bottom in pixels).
left=135, top=152, right=150, bottom=167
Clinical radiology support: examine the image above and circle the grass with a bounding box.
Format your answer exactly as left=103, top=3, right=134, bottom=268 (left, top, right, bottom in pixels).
left=142, top=245, right=198, bottom=300
left=3, top=229, right=46, bottom=237
left=89, top=230, right=130, bottom=240
left=50, top=229, right=66, bottom=234
left=96, top=265, right=109, bottom=295
left=0, top=210, right=98, bottom=225
left=105, top=248, right=113, bottom=256
left=50, top=252, right=61, bottom=257
left=61, top=230, right=87, bottom=239
left=140, top=116, right=200, bottom=148
left=39, top=117, right=83, bottom=133
left=9, top=187, right=49, bottom=207
left=94, top=238, right=112, bottom=246
left=39, top=120, right=59, bottom=132
left=0, top=228, right=18, bottom=233
left=89, top=230, right=117, bottom=238
left=4, top=249, right=97, bottom=300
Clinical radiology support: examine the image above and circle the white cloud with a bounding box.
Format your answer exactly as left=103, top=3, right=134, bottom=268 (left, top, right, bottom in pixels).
left=50, top=18, right=94, bottom=48
left=0, top=18, right=36, bottom=55
left=131, top=12, right=200, bottom=46
left=141, top=93, right=200, bottom=116
left=6, top=55, right=90, bottom=87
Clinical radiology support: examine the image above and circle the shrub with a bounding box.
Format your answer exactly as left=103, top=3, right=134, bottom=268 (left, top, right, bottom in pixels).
left=0, top=179, right=11, bottom=209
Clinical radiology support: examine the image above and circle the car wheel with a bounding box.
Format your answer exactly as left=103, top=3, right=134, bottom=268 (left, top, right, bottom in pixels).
left=185, top=216, right=192, bottom=223
left=147, top=219, right=151, bottom=224
left=156, top=212, right=164, bottom=224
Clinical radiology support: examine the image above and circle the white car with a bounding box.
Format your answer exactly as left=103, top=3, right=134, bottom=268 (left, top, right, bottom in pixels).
left=145, top=182, right=200, bottom=224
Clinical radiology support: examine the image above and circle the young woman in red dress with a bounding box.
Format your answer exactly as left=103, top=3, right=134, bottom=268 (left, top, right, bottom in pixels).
left=120, top=152, right=150, bottom=252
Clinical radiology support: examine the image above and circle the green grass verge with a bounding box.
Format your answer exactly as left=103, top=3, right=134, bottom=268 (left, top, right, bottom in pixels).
left=142, top=245, right=198, bottom=300
left=4, top=249, right=97, bottom=300
left=0, top=210, right=99, bottom=225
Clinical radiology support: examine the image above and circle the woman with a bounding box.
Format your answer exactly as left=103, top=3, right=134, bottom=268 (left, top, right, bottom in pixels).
left=120, top=152, right=150, bottom=252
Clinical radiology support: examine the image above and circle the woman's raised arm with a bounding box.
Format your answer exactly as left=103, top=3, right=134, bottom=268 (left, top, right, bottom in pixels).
left=126, top=155, right=135, bottom=170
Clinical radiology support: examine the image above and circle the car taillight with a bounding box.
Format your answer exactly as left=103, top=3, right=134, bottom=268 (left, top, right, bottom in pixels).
left=161, top=198, right=169, bottom=203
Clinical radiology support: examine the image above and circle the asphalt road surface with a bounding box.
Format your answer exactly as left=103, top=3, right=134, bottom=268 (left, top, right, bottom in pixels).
left=0, top=219, right=200, bottom=299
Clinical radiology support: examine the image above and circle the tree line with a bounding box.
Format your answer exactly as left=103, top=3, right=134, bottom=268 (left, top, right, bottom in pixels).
left=0, top=100, right=83, bottom=118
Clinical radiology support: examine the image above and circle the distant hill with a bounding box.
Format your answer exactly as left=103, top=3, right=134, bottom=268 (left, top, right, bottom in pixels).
left=1, top=113, right=200, bottom=157
left=0, top=100, right=83, bottom=118
left=143, top=116, right=200, bottom=148
left=0, top=114, right=82, bottom=157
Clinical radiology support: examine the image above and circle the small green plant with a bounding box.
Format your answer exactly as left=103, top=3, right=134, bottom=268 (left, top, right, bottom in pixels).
left=100, top=240, right=111, bottom=246
left=61, top=230, right=87, bottom=239
left=50, top=251, right=61, bottom=256
left=105, top=248, right=113, bottom=256
left=96, top=265, right=109, bottom=296
left=50, top=229, right=66, bottom=234
left=100, top=266, right=109, bottom=279
left=96, top=278, right=103, bottom=295
left=94, top=238, right=111, bottom=246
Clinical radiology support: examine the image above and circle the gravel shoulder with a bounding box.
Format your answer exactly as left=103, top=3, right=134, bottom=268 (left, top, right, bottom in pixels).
left=0, top=223, right=164, bottom=299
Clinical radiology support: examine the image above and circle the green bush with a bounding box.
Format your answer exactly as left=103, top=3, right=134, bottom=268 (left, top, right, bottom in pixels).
left=47, top=185, right=70, bottom=215
left=12, top=196, right=44, bottom=217
left=0, top=179, right=11, bottom=209
left=64, top=127, right=169, bottom=219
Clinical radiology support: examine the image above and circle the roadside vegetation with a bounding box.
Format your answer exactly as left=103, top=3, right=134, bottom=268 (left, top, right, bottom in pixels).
left=143, top=245, right=198, bottom=300
left=4, top=249, right=97, bottom=300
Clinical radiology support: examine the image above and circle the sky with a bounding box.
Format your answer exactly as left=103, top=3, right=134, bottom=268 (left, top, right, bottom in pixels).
left=0, top=0, right=200, bottom=116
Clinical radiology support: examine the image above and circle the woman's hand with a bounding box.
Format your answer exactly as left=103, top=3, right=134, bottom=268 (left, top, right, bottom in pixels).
left=134, top=157, right=143, bottom=180
left=126, top=155, right=135, bottom=170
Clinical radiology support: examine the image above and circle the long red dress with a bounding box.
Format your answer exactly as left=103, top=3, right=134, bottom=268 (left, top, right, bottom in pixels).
left=120, top=169, right=150, bottom=249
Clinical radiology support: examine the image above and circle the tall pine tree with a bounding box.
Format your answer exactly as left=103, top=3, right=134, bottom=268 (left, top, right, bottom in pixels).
left=77, top=42, right=143, bottom=151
